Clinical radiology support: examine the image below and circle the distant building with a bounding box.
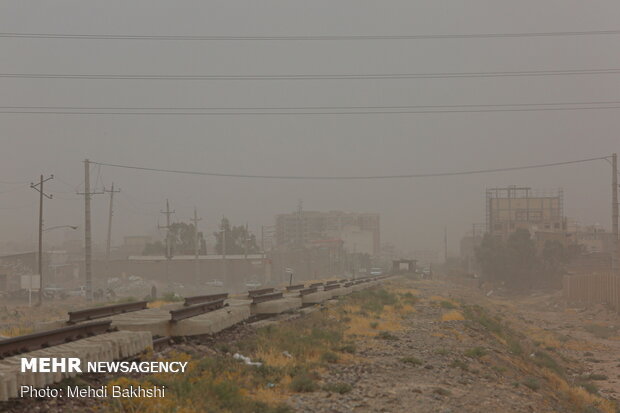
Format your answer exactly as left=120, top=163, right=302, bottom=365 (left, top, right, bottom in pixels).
left=275, top=211, right=380, bottom=255
left=121, top=235, right=152, bottom=256
left=573, top=225, right=615, bottom=254
left=486, top=186, right=565, bottom=240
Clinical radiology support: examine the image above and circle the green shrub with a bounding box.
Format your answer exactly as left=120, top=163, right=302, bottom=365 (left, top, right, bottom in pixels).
left=464, top=347, right=487, bottom=358
left=290, top=374, right=318, bottom=393
left=350, top=289, right=398, bottom=313
left=576, top=380, right=599, bottom=395
left=440, top=301, right=456, bottom=309
left=532, top=351, right=563, bottom=376
left=337, top=343, right=356, bottom=354
left=323, top=382, right=352, bottom=394
left=463, top=305, right=503, bottom=335
left=433, top=388, right=451, bottom=396
left=376, top=331, right=398, bottom=341
left=585, top=374, right=608, bottom=381
left=401, top=357, right=422, bottom=366
left=449, top=359, right=469, bottom=371
left=507, top=338, right=523, bottom=355
left=321, top=352, right=339, bottom=364
left=400, top=292, right=419, bottom=305
left=522, top=377, right=540, bottom=391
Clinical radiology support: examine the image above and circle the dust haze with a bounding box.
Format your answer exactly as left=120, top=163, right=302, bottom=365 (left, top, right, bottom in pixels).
left=1, top=1, right=620, bottom=412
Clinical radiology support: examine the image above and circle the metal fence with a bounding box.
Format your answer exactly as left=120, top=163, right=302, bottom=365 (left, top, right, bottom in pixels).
left=563, top=273, right=620, bottom=310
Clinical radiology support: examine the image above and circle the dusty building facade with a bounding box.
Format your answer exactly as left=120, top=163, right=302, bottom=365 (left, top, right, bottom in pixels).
left=275, top=210, right=380, bottom=256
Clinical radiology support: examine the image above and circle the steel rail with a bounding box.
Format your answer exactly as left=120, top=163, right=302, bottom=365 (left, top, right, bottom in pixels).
left=0, top=320, right=112, bottom=358
left=169, top=299, right=226, bottom=322
left=67, top=301, right=148, bottom=324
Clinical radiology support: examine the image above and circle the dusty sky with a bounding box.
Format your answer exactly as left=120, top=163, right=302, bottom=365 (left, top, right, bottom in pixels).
left=0, top=1, right=619, bottom=255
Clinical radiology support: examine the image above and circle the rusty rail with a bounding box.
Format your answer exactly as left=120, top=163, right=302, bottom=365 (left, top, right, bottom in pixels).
left=67, top=301, right=148, bottom=324
left=184, top=293, right=229, bottom=306
left=309, top=282, right=324, bottom=288
left=286, top=284, right=304, bottom=291
left=326, top=280, right=339, bottom=285
left=248, top=288, right=275, bottom=297
left=324, top=284, right=340, bottom=291
left=0, top=320, right=112, bottom=359
left=252, top=292, right=283, bottom=304
left=170, top=299, right=225, bottom=322
left=299, top=287, right=318, bottom=296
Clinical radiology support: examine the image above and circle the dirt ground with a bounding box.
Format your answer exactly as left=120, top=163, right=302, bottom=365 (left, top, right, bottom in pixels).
left=288, top=278, right=618, bottom=413
left=489, top=290, right=620, bottom=400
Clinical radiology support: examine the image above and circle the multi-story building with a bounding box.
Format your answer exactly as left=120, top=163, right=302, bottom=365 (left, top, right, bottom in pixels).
left=275, top=210, right=380, bottom=256
left=486, top=186, right=565, bottom=240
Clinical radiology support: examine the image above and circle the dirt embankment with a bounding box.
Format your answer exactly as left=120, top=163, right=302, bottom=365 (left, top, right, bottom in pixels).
left=4, top=277, right=618, bottom=413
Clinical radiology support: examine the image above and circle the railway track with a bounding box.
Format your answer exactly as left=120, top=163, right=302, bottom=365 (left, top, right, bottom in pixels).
left=0, top=275, right=389, bottom=401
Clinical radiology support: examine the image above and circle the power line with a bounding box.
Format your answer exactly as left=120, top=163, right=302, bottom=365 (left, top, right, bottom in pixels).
left=91, top=156, right=609, bottom=181
left=2, top=29, right=620, bottom=40
left=3, top=68, right=620, bottom=80
left=2, top=101, right=620, bottom=115
left=4, top=100, right=620, bottom=110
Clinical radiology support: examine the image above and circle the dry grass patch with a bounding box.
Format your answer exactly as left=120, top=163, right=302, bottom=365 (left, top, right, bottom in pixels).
left=0, top=325, right=33, bottom=337
left=441, top=310, right=465, bottom=322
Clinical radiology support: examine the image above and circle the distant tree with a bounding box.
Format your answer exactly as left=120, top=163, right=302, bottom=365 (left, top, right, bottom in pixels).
left=213, top=217, right=259, bottom=255
left=476, top=229, right=589, bottom=291
left=475, top=229, right=537, bottom=290
left=475, top=233, right=507, bottom=282
left=142, top=222, right=206, bottom=256
left=539, top=240, right=585, bottom=288
left=504, top=229, right=538, bottom=289
left=143, top=240, right=165, bottom=256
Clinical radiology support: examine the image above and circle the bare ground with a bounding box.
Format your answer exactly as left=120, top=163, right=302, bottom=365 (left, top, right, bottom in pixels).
left=288, top=278, right=617, bottom=413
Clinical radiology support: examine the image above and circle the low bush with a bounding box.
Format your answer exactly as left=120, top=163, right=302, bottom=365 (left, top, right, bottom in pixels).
left=323, top=382, right=352, bottom=394
left=401, top=357, right=422, bottom=366
left=464, top=347, right=487, bottom=358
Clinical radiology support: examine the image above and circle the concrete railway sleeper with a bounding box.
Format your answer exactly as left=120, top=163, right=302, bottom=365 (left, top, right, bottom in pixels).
left=0, top=275, right=392, bottom=401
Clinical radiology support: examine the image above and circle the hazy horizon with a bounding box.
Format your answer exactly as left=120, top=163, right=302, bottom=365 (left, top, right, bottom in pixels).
left=1, top=0, right=619, bottom=256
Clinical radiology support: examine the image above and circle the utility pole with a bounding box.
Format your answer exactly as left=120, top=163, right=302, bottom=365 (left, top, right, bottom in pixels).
left=30, top=174, right=53, bottom=306
left=79, top=159, right=103, bottom=302
left=244, top=223, right=249, bottom=260
left=444, top=226, right=448, bottom=264
left=190, top=207, right=201, bottom=285
left=219, top=217, right=227, bottom=281
left=612, top=153, right=618, bottom=276
left=261, top=225, right=265, bottom=258
left=296, top=199, right=303, bottom=249
left=104, top=183, right=120, bottom=287
left=159, top=199, right=175, bottom=286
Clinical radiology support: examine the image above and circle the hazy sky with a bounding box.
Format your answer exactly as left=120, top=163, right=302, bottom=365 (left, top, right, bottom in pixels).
left=1, top=1, right=619, bottom=255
